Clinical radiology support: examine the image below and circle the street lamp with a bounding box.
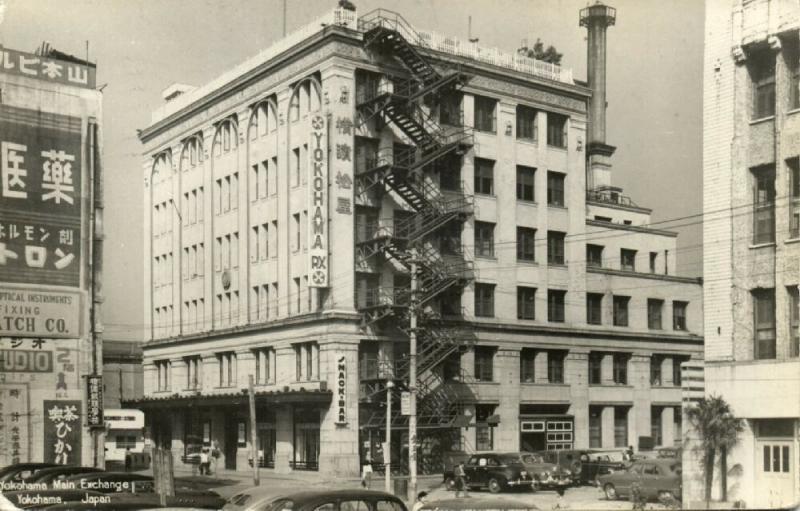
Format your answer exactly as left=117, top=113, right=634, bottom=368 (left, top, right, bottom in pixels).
left=385, top=379, right=394, bottom=493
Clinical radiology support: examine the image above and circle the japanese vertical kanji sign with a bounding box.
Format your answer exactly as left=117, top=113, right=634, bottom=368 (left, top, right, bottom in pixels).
left=0, top=105, right=82, bottom=288
left=86, top=375, right=103, bottom=427
left=43, top=400, right=82, bottom=465
left=0, top=384, right=30, bottom=466
left=308, top=114, right=328, bottom=288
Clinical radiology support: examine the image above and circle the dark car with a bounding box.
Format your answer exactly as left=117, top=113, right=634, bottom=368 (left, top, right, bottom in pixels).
left=1, top=488, right=108, bottom=509
left=0, top=463, right=59, bottom=486
left=536, top=449, right=627, bottom=486
left=598, top=459, right=682, bottom=502
left=460, top=452, right=534, bottom=493
left=23, top=465, right=106, bottom=488
left=224, top=489, right=407, bottom=511
left=513, top=452, right=572, bottom=494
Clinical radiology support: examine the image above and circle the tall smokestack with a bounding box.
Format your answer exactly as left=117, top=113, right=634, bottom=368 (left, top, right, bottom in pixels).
left=580, top=2, right=616, bottom=191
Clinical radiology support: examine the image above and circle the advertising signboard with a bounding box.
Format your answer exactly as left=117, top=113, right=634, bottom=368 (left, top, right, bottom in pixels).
left=86, top=375, right=103, bottom=427
left=0, top=47, right=96, bottom=89
left=43, top=400, right=82, bottom=465
left=0, top=105, right=83, bottom=289
left=0, top=286, right=82, bottom=338
left=308, top=114, right=328, bottom=288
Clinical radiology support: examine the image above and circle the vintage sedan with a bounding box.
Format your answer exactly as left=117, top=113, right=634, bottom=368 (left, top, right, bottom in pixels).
left=0, top=463, right=59, bottom=486
left=598, top=459, right=682, bottom=502
left=462, top=453, right=534, bottom=493
left=420, top=497, right=538, bottom=511
left=224, top=489, right=406, bottom=511
left=513, top=452, right=572, bottom=494
left=23, top=465, right=106, bottom=488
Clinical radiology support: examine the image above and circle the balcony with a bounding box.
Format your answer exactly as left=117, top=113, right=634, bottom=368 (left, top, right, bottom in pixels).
left=586, top=189, right=640, bottom=209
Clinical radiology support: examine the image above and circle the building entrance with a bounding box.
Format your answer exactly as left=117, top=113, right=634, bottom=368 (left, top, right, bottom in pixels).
left=224, top=414, right=238, bottom=470
left=755, top=440, right=795, bottom=508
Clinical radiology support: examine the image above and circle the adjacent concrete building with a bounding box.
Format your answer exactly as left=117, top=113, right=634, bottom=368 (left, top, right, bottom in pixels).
left=134, top=5, right=702, bottom=477
left=695, top=0, right=800, bottom=507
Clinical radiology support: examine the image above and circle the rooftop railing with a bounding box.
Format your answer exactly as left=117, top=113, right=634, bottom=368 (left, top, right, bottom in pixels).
left=151, top=6, right=573, bottom=124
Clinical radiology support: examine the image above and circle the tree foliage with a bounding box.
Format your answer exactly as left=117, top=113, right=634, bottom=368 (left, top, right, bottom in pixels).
left=517, top=38, right=563, bottom=65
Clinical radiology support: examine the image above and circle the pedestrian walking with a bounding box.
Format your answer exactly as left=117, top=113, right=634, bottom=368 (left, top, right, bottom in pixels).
left=124, top=447, right=132, bottom=472
left=454, top=461, right=469, bottom=498
left=361, top=457, right=373, bottom=488
left=412, top=491, right=429, bottom=511
left=199, top=448, right=210, bottom=475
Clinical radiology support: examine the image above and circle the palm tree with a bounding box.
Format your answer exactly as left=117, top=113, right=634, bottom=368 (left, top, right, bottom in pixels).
left=686, top=395, right=744, bottom=503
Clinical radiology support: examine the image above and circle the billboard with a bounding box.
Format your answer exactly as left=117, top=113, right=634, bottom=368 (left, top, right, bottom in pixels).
left=43, top=400, right=82, bottom=465
left=0, top=105, right=83, bottom=289
left=0, top=47, right=96, bottom=89
left=308, top=114, right=328, bottom=287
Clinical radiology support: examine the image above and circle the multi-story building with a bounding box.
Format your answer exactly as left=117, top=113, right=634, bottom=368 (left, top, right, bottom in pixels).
left=135, top=4, right=702, bottom=478
left=695, top=0, right=800, bottom=507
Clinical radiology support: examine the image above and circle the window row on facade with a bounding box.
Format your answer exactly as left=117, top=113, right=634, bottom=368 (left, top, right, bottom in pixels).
left=752, top=157, right=800, bottom=243
left=752, top=285, right=800, bottom=360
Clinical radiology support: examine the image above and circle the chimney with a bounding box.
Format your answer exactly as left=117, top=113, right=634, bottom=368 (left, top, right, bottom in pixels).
left=580, top=2, right=616, bottom=192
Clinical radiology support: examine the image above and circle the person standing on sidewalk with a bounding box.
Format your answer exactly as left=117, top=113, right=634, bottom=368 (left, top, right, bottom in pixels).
left=361, top=457, right=373, bottom=488
left=454, top=462, right=469, bottom=498
left=199, top=448, right=210, bottom=475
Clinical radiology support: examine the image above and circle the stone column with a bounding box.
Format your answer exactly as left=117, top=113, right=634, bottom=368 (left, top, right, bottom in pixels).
left=661, top=406, right=675, bottom=448
left=631, top=354, right=651, bottom=449
left=601, top=406, right=615, bottom=448
left=201, top=355, right=217, bottom=390
left=274, top=404, right=293, bottom=474
left=236, top=349, right=256, bottom=389
left=318, top=342, right=359, bottom=476
left=171, top=358, right=188, bottom=392
left=495, top=349, right=520, bottom=450
left=566, top=351, right=589, bottom=448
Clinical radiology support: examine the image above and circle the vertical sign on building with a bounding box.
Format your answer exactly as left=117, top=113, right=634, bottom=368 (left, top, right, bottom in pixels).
left=43, top=400, right=82, bottom=465
left=0, top=384, right=30, bottom=464
left=308, top=114, right=328, bottom=287
left=335, top=355, right=347, bottom=424
left=0, top=105, right=83, bottom=289
left=86, top=375, right=104, bottom=427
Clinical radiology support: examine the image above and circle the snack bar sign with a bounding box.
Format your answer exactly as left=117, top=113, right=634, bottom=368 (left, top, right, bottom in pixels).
left=0, top=105, right=83, bottom=288
left=308, top=114, right=328, bottom=288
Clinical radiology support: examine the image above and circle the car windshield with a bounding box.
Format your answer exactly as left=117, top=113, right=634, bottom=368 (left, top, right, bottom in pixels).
left=519, top=454, right=544, bottom=464
left=498, top=456, right=519, bottom=465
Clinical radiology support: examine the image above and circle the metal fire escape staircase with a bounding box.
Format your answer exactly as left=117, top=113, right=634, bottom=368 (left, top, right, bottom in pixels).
left=355, top=9, right=477, bottom=430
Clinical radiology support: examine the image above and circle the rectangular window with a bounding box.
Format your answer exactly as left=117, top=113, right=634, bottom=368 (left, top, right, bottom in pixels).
left=754, top=288, right=776, bottom=359
left=253, top=348, right=273, bottom=384
left=790, top=286, right=799, bottom=358
left=613, top=296, right=629, bottom=327
left=520, top=348, right=536, bottom=383
left=588, top=353, right=602, bottom=384
left=261, top=160, right=269, bottom=198
left=548, top=351, right=565, bottom=383
left=294, top=277, right=301, bottom=315
left=216, top=352, right=236, bottom=387
left=673, top=301, right=688, bottom=331
left=613, top=354, right=628, bottom=384
left=751, top=50, right=776, bottom=119
left=587, top=244, right=603, bottom=267
left=547, top=231, right=565, bottom=265
left=517, top=227, right=536, bottom=261
left=230, top=172, right=239, bottom=211
left=587, top=293, right=603, bottom=325
left=546, top=112, right=568, bottom=148
left=440, top=92, right=463, bottom=126
left=474, top=283, right=495, bottom=317
left=752, top=165, right=776, bottom=244
left=473, top=95, right=497, bottom=132
left=475, top=221, right=495, bottom=257
left=548, top=290, right=566, bottom=323
left=614, top=407, right=628, bottom=448
left=589, top=408, right=602, bottom=448
left=648, top=299, right=664, bottom=329
left=547, top=171, right=565, bottom=206
left=293, top=342, right=318, bottom=381
left=155, top=359, right=170, bottom=391
left=788, top=37, right=800, bottom=110
left=650, top=355, right=663, bottom=386
left=620, top=249, right=637, bottom=272
left=474, top=158, right=494, bottom=195
left=474, top=346, right=495, bottom=382
left=271, top=220, right=278, bottom=257
left=649, top=252, right=658, bottom=273
left=516, top=105, right=538, bottom=141
left=184, top=356, right=201, bottom=389
left=475, top=405, right=496, bottom=451
left=359, top=343, right=379, bottom=380
left=293, top=147, right=301, bottom=187
left=293, top=213, right=301, bottom=252
left=651, top=407, right=663, bottom=447
left=516, top=165, right=535, bottom=201
left=517, top=286, right=536, bottom=320
left=673, top=356, right=687, bottom=386
left=789, top=158, right=799, bottom=239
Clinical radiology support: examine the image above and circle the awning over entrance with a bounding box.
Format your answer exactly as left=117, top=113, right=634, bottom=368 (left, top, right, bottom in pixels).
left=124, top=388, right=332, bottom=410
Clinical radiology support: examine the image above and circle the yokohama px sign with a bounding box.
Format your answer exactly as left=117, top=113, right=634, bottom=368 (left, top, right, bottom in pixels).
left=308, top=114, right=328, bottom=288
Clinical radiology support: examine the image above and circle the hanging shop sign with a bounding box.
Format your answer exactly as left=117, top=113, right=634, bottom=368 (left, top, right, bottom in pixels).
left=86, top=375, right=104, bottom=427
left=335, top=355, right=347, bottom=424
left=308, top=114, right=328, bottom=288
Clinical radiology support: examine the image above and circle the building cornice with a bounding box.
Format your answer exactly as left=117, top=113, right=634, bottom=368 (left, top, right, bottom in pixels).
left=587, top=266, right=703, bottom=285
left=585, top=219, right=678, bottom=237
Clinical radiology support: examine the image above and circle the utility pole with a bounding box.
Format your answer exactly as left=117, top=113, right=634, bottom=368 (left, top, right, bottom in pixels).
left=248, top=375, right=260, bottom=486
left=408, top=249, right=418, bottom=502
left=385, top=379, right=394, bottom=493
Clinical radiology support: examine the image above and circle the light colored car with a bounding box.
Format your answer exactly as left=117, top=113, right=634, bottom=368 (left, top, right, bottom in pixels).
left=598, top=459, right=681, bottom=502
left=224, top=489, right=406, bottom=511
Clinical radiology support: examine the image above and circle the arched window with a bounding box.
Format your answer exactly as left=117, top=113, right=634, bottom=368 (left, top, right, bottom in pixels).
left=214, top=118, right=238, bottom=157
left=288, top=77, right=321, bottom=123
left=181, top=134, right=204, bottom=170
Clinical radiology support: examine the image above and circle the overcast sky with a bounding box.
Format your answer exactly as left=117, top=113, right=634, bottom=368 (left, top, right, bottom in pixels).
left=0, top=0, right=704, bottom=341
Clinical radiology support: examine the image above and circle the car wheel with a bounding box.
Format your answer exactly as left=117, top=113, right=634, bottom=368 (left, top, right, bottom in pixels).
left=604, top=483, right=618, bottom=500
left=488, top=478, right=503, bottom=494
left=444, top=476, right=456, bottom=491
left=658, top=490, right=675, bottom=502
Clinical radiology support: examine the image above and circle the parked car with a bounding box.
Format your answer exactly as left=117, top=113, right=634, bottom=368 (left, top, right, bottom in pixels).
left=536, top=449, right=627, bottom=486
left=656, top=447, right=682, bottom=459
left=513, top=452, right=572, bottom=494
left=23, top=465, right=106, bottom=488
left=223, top=489, right=406, bottom=511
left=454, top=452, right=534, bottom=493
left=0, top=463, right=59, bottom=486
left=598, top=459, right=682, bottom=502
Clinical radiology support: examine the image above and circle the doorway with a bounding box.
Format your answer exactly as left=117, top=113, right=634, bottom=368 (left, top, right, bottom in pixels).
left=224, top=415, right=238, bottom=470
left=755, top=440, right=795, bottom=508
